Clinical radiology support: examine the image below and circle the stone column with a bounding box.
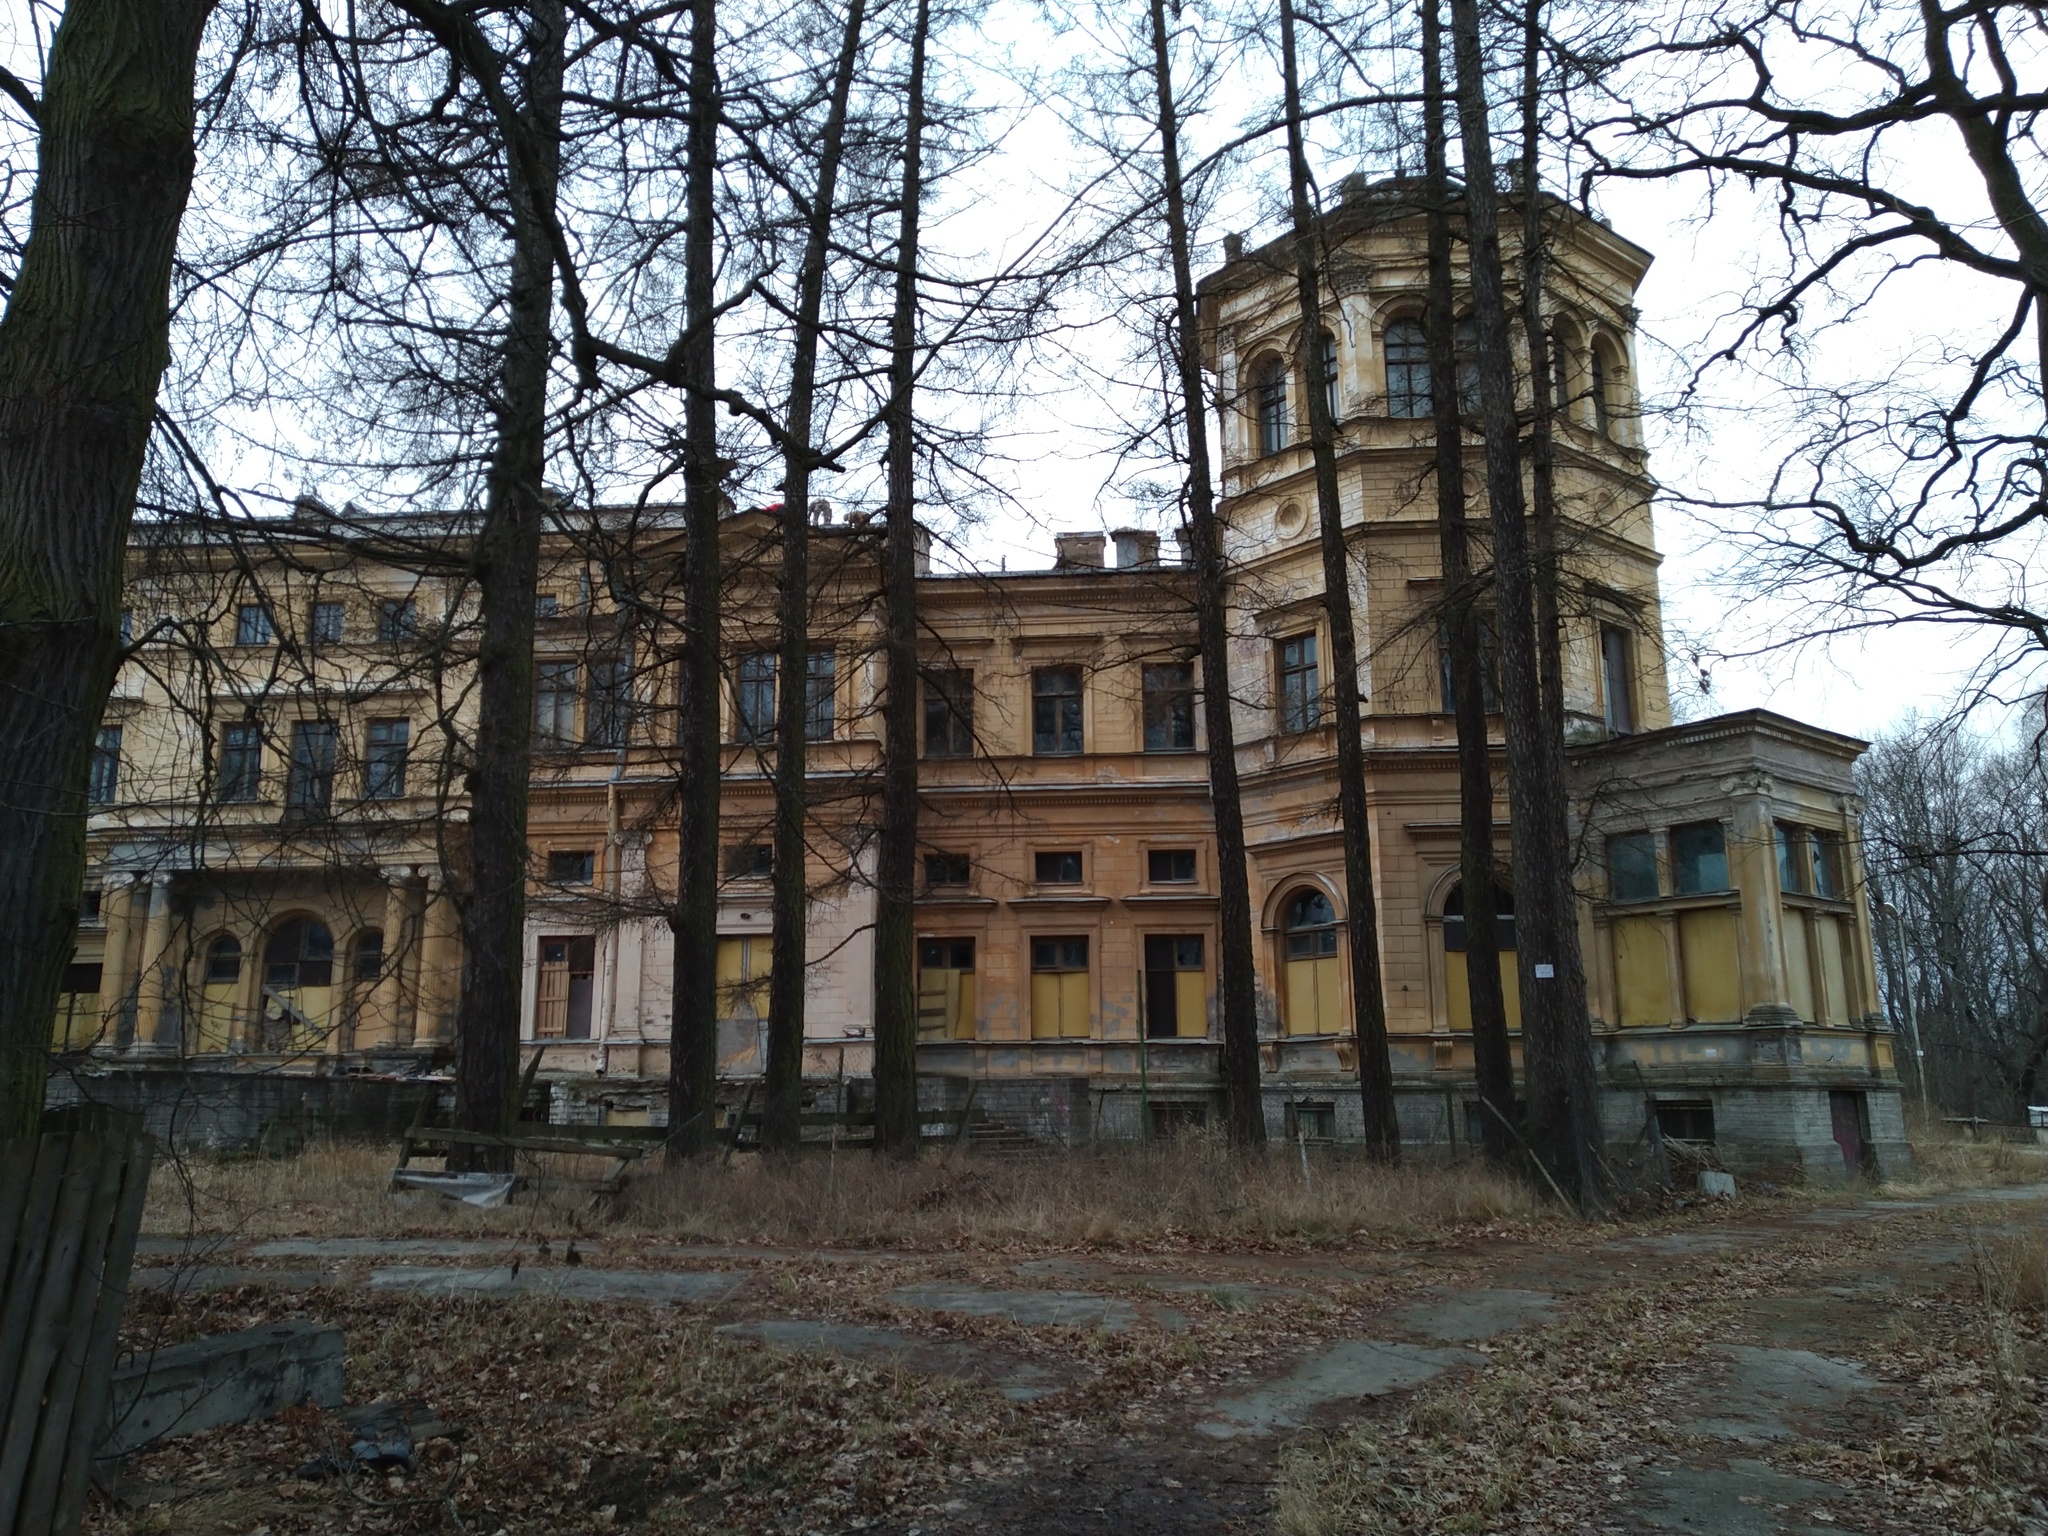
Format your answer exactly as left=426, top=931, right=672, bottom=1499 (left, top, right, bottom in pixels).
left=1724, top=770, right=1793, bottom=1021
left=237, top=921, right=267, bottom=1051
left=96, top=879, right=141, bottom=1052
left=364, top=867, right=417, bottom=1049
left=129, top=878, right=180, bottom=1057
left=413, top=871, right=460, bottom=1047
left=600, top=833, right=651, bottom=1046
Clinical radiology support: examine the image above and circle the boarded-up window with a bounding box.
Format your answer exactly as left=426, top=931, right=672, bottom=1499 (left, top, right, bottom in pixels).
left=1782, top=909, right=1816, bottom=1022
left=1282, top=889, right=1343, bottom=1036
left=536, top=935, right=596, bottom=1039
left=1678, top=908, right=1741, bottom=1022
left=917, top=938, right=976, bottom=1040
left=1029, top=937, right=1089, bottom=1038
left=1816, top=912, right=1852, bottom=1025
left=1144, top=934, right=1206, bottom=1039
left=716, top=935, right=770, bottom=1021
left=1612, top=914, right=1671, bottom=1027
left=1443, top=884, right=1521, bottom=1034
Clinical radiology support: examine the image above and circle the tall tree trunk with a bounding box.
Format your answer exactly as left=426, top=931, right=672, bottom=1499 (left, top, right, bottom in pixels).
left=1278, top=0, right=1400, bottom=1162
left=668, top=0, right=723, bottom=1157
left=453, top=0, right=564, bottom=1165
left=1422, top=0, right=1514, bottom=1167
left=1150, top=0, right=1264, bottom=1148
left=763, top=0, right=868, bottom=1155
left=1515, top=0, right=1603, bottom=1183
left=1518, top=0, right=1566, bottom=751
left=872, top=0, right=932, bottom=1159
left=1447, top=0, right=1606, bottom=1209
left=0, top=0, right=216, bottom=1139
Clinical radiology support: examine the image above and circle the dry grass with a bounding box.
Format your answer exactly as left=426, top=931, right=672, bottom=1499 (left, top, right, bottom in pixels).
left=1892, top=1129, right=2048, bottom=1194
left=144, top=1135, right=1551, bottom=1251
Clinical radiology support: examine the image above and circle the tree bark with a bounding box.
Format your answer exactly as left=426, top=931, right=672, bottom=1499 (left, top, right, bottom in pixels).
left=1516, top=0, right=1604, bottom=1190
left=1422, top=0, right=1514, bottom=1167
left=1150, top=0, right=1264, bottom=1148
left=1278, top=0, right=1400, bottom=1163
left=452, top=0, right=564, bottom=1167
left=668, top=0, right=723, bottom=1158
left=1447, top=0, right=1606, bottom=1209
left=872, top=0, right=932, bottom=1159
left=0, top=0, right=217, bottom=1139
left=763, top=0, right=868, bottom=1155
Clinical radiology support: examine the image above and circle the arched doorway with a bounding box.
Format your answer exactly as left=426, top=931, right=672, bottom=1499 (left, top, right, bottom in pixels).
left=193, top=933, right=242, bottom=1054
left=1281, top=888, right=1342, bottom=1036
left=262, top=917, right=334, bottom=1053
left=1442, top=883, right=1521, bottom=1032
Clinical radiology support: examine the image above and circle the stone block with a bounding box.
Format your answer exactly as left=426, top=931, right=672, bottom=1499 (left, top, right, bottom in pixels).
left=102, top=1321, right=344, bottom=1456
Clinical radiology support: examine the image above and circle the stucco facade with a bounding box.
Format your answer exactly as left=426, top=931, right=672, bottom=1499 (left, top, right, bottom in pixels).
left=53, top=180, right=1904, bottom=1179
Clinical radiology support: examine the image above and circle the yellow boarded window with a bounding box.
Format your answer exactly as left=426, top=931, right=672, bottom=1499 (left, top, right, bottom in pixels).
left=716, top=935, right=770, bottom=1020
left=1282, top=890, right=1343, bottom=1036
left=1143, top=935, right=1206, bottom=1039
left=1611, top=914, right=1670, bottom=1027
left=1678, top=907, right=1741, bottom=1022
left=1030, top=936, right=1089, bottom=1038
left=917, top=937, right=976, bottom=1040
left=1442, top=883, right=1521, bottom=1033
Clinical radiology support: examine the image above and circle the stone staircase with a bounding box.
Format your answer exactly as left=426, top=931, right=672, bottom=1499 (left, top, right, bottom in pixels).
left=959, top=1110, right=1053, bottom=1157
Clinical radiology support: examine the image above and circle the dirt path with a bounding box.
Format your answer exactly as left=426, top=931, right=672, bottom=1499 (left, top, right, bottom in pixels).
left=107, top=1182, right=2044, bottom=1535
left=865, top=1186, right=2044, bottom=1535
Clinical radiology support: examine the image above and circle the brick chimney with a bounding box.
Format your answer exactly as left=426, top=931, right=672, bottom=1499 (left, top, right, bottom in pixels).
left=1111, top=528, right=1160, bottom=569
left=1053, top=532, right=1106, bottom=570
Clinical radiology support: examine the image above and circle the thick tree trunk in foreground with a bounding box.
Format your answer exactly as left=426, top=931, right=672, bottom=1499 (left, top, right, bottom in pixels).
left=1278, top=0, right=1400, bottom=1162
left=1447, top=0, right=1606, bottom=1209
left=0, top=0, right=216, bottom=1139
left=872, top=0, right=932, bottom=1159
left=1150, top=0, right=1264, bottom=1148
left=763, top=0, right=868, bottom=1154
left=1516, top=0, right=1604, bottom=1189
left=669, top=0, right=724, bottom=1158
left=1422, top=0, right=1514, bottom=1167
left=453, top=0, right=564, bottom=1165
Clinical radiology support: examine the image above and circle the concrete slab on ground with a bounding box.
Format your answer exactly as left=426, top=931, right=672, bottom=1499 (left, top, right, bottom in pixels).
left=249, top=1238, right=562, bottom=1260
left=1013, top=1258, right=1303, bottom=1308
left=366, top=1265, right=745, bottom=1304
left=885, top=1284, right=1186, bottom=1333
left=132, top=1265, right=333, bottom=1293
left=716, top=1319, right=1069, bottom=1401
left=1388, top=1287, right=1554, bottom=1343
left=1626, top=1458, right=1849, bottom=1535
left=104, top=1322, right=344, bottom=1456
left=1683, top=1345, right=1873, bottom=1445
left=1196, top=1340, right=1480, bottom=1439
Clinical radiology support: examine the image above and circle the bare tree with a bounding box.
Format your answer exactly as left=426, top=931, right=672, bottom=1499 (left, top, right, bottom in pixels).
left=872, top=0, right=934, bottom=1158
left=1447, top=0, right=1605, bottom=1208
left=1277, top=0, right=1401, bottom=1162
left=1420, top=0, right=1514, bottom=1167
left=0, top=0, right=219, bottom=1137
left=1144, top=0, right=1264, bottom=1148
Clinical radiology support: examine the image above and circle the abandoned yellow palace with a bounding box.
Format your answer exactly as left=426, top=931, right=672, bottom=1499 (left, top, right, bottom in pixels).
left=54, top=180, right=1905, bottom=1178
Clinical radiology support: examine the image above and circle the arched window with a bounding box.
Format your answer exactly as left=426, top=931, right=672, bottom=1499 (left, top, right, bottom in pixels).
left=1282, top=888, right=1342, bottom=1036
left=1454, top=316, right=1480, bottom=414
left=1255, top=355, right=1289, bottom=456
left=1320, top=329, right=1339, bottom=422
left=352, top=928, right=384, bottom=984
left=264, top=917, right=334, bottom=990
left=1547, top=329, right=1570, bottom=417
left=204, top=934, right=241, bottom=985
left=1590, top=343, right=1614, bottom=437
left=1385, top=318, right=1430, bottom=418
left=1442, top=881, right=1520, bottom=1033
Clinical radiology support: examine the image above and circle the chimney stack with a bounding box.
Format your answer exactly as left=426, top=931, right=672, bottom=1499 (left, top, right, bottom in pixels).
left=1053, top=532, right=1106, bottom=570
left=1222, top=232, right=1244, bottom=260
left=1111, top=528, right=1160, bottom=569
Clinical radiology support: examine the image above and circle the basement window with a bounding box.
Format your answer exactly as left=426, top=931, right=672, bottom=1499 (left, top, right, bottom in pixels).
left=1654, top=1100, right=1716, bottom=1144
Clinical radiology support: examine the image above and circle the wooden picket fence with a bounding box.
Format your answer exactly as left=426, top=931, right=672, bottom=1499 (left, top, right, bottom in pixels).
left=0, top=1108, right=154, bottom=1536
